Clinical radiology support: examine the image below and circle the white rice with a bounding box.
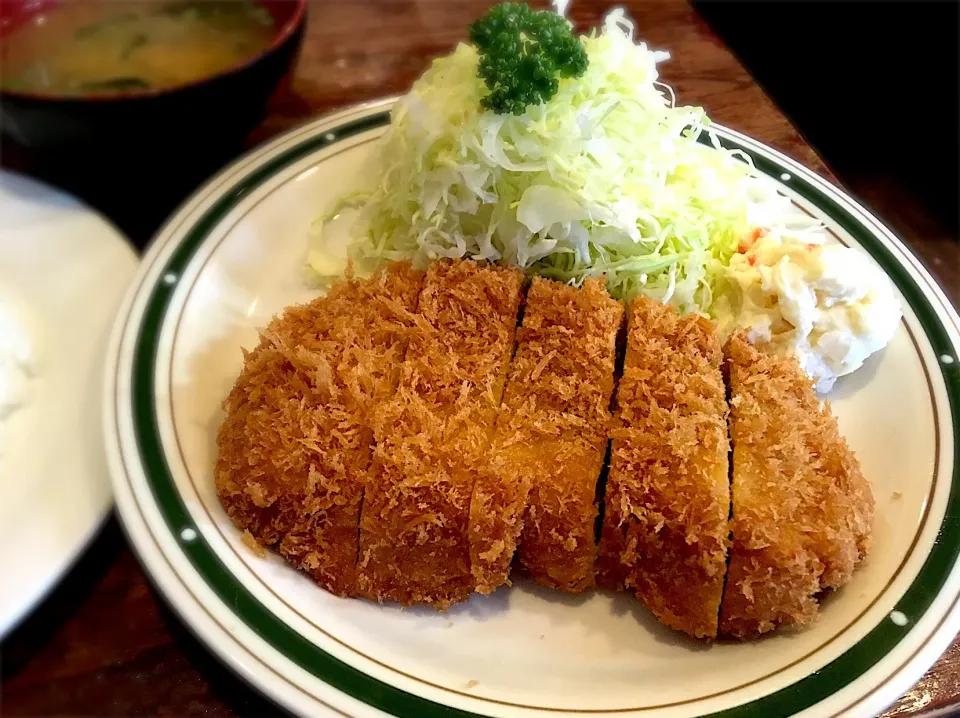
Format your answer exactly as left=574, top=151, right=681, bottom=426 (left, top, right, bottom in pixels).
left=0, top=293, right=35, bottom=453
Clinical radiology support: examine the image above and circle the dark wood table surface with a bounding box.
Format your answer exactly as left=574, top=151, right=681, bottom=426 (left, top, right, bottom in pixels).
left=2, top=1, right=959, bottom=716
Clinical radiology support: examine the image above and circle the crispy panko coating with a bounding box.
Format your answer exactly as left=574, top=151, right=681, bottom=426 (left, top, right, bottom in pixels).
left=214, top=263, right=423, bottom=596
left=496, top=277, right=622, bottom=417
left=475, top=277, right=622, bottom=593
left=216, top=255, right=874, bottom=636
left=719, top=333, right=874, bottom=639
left=512, top=418, right=610, bottom=592
left=595, top=297, right=730, bottom=639
left=357, top=259, right=524, bottom=608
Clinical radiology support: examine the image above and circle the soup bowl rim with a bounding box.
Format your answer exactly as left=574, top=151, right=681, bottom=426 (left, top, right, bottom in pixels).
left=0, top=0, right=307, bottom=103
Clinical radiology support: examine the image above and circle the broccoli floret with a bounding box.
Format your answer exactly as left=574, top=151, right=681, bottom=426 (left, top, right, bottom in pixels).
left=469, top=2, right=588, bottom=115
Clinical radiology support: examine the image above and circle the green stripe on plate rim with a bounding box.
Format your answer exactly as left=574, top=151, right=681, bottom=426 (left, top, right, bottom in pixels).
left=128, top=109, right=960, bottom=718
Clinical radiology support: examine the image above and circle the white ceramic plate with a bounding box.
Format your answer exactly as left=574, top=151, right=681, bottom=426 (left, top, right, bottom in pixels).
left=0, top=170, right=138, bottom=637
left=105, top=99, right=960, bottom=718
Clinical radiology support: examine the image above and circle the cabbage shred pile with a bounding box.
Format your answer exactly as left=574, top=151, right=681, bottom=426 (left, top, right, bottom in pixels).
left=313, top=9, right=760, bottom=314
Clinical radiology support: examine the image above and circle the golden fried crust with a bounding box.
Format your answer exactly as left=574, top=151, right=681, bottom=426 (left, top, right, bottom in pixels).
left=498, top=277, right=623, bottom=417
left=357, top=260, right=524, bottom=608
left=515, top=418, right=609, bottom=592
left=595, top=297, right=730, bottom=639
left=469, top=434, right=536, bottom=594
left=719, top=334, right=874, bottom=639
left=478, top=277, right=622, bottom=593
left=214, top=263, right=423, bottom=596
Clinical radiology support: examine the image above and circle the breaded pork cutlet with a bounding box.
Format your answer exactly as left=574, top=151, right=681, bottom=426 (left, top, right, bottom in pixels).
left=471, top=277, right=622, bottom=593
left=357, top=259, right=524, bottom=608
left=720, top=333, right=874, bottom=638
left=214, top=263, right=423, bottom=596
left=596, top=297, right=730, bottom=639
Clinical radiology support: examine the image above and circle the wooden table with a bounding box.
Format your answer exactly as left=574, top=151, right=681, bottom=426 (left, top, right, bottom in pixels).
left=2, top=1, right=958, bottom=716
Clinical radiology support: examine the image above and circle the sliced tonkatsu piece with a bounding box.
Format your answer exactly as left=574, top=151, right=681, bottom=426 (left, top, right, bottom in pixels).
left=469, top=277, right=622, bottom=593
left=512, top=419, right=610, bottom=592
left=472, top=277, right=622, bottom=593
left=595, top=297, right=730, bottom=639
left=719, top=333, right=874, bottom=639
left=470, top=417, right=604, bottom=594
left=215, top=262, right=424, bottom=596
left=357, top=259, right=524, bottom=608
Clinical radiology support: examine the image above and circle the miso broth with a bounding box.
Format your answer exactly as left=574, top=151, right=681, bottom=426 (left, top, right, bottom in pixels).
left=1, top=1, right=275, bottom=95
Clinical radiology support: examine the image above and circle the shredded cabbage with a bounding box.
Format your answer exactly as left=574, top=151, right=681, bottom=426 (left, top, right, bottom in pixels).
left=310, top=10, right=769, bottom=313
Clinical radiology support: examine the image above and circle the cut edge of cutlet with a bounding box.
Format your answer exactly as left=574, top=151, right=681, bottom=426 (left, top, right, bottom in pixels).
left=344, top=261, right=427, bottom=584
left=467, top=273, right=529, bottom=595
left=596, top=296, right=731, bottom=639
left=594, top=297, right=631, bottom=588
left=718, top=332, right=874, bottom=639
left=506, top=276, right=623, bottom=593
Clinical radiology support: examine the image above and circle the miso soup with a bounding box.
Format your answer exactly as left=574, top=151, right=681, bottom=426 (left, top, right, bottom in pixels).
left=1, top=1, right=276, bottom=95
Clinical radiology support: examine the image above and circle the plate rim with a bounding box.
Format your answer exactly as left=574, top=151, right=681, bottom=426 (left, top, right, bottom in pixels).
left=105, top=100, right=960, bottom=718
